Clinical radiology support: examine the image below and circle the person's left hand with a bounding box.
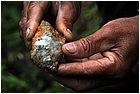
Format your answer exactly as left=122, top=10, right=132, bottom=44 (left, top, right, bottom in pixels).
left=19, top=1, right=81, bottom=49
left=54, top=16, right=139, bottom=92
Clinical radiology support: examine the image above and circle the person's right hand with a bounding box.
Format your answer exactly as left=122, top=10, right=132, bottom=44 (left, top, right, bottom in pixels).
left=55, top=16, right=139, bottom=92
left=19, top=1, right=81, bottom=49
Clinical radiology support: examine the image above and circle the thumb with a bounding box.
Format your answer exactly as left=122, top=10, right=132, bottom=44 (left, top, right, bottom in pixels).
left=55, top=20, right=74, bottom=42
left=62, top=27, right=116, bottom=58
left=26, top=2, right=50, bottom=40
left=55, top=1, right=81, bottom=41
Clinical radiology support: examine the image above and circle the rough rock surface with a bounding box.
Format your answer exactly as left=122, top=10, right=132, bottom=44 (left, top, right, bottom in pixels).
left=31, top=21, right=65, bottom=71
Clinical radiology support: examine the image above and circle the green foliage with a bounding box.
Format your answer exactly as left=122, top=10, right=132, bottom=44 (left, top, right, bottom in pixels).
left=43, top=82, right=73, bottom=93
left=73, top=2, right=101, bottom=40
left=2, top=75, right=30, bottom=92
left=1, top=1, right=101, bottom=93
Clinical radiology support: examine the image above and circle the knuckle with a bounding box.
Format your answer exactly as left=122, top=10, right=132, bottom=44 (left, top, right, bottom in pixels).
left=19, top=17, right=27, bottom=29
left=101, top=25, right=113, bottom=33
left=79, top=38, right=92, bottom=57
left=19, top=21, right=24, bottom=30
left=56, top=17, right=73, bottom=30
left=19, top=20, right=22, bottom=27
left=23, top=1, right=30, bottom=6
left=29, top=1, right=45, bottom=10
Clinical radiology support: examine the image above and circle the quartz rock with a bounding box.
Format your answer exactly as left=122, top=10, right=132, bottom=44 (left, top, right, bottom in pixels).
left=31, top=21, right=65, bottom=71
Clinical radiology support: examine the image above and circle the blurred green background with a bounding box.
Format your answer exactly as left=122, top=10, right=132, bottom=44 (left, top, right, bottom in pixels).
left=1, top=1, right=101, bottom=93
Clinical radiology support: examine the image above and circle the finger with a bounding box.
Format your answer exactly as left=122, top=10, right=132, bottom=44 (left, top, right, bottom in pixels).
left=65, top=56, right=88, bottom=62
left=24, top=40, right=32, bottom=49
left=26, top=1, right=50, bottom=40
left=62, top=26, right=117, bottom=58
left=19, top=2, right=32, bottom=48
left=55, top=1, right=81, bottom=41
left=23, top=1, right=30, bottom=18
left=89, top=52, right=104, bottom=60
left=19, top=16, right=27, bottom=40
left=58, top=51, right=117, bottom=76
left=19, top=1, right=30, bottom=38
left=65, top=53, right=103, bottom=62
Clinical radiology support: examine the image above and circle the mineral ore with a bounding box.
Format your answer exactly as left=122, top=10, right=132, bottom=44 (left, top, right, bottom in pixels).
left=31, top=21, right=65, bottom=71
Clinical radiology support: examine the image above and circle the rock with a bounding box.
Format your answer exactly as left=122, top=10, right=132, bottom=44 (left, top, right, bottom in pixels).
left=31, top=21, right=65, bottom=71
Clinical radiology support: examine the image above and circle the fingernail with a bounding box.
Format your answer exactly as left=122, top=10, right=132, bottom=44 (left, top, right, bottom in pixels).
left=26, top=28, right=30, bottom=39
left=66, top=29, right=72, bottom=34
left=22, top=17, right=27, bottom=23
left=64, top=43, right=76, bottom=54
left=66, top=29, right=73, bottom=41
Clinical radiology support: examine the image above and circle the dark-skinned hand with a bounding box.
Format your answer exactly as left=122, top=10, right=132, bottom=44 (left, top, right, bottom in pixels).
left=55, top=16, right=139, bottom=92
left=19, top=1, right=81, bottom=49
left=19, top=1, right=138, bottom=92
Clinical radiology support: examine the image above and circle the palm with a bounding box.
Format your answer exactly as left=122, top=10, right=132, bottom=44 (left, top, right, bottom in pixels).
left=55, top=16, right=138, bottom=92
left=55, top=52, right=117, bottom=92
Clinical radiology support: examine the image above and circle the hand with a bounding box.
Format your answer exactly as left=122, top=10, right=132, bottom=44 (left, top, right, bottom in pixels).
left=55, top=16, right=139, bottom=92
left=19, top=1, right=81, bottom=49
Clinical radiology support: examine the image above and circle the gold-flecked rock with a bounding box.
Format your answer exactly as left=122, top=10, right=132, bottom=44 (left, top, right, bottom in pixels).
left=31, top=21, right=65, bottom=71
